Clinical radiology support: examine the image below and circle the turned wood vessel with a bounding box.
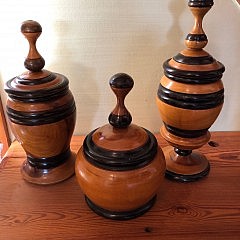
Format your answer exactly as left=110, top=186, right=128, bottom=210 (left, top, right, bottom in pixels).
left=156, top=0, right=225, bottom=182
left=4, top=20, right=76, bottom=184
left=75, top=73, right=165, bottom=220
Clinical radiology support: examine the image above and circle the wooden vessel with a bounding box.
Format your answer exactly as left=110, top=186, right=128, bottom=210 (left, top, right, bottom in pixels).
left=4, top=20, right=76, bottom=184
left=156, top=0, right=225, bottom=182
left=75, top=73, right=166, bottom=220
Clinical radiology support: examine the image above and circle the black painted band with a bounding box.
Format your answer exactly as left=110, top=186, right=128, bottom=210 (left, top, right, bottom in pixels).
left=16, top=73, right=56, bottom=85
left=174, top=148, right=192, bottom=156
left=85, top=195, right=156, bottom=220
left=6, top=99, right=76, bottom=126
left=164, top=123, right=208, bottom=138
left=165, top=163, right=210, bottom=182
left=108, top=113, right=132, bottom=128
left=5, top=74, right=69, bottom=102
left=27, top=148, right=70, bottom=169
left=163, top=59, right=225, bottom=84
left=173, top=53, right=213, bottom=65
left=158, top=84, right=224, bottom=110
left=188, top=0, right=213, bottom=8
left=186, top=34, right=208, bottom=42
left=83, top=128, right=158, bottom=171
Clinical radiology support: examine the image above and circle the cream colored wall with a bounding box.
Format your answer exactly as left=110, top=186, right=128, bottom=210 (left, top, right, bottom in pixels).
left=0, top=0, right=239, bottom=136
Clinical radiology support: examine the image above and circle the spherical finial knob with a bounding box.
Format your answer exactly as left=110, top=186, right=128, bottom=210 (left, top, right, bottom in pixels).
left=21, top=20, right=45, bottom=72
left=188, top=0, right=214, bottom=7
left=108, top=73, right=134, bottom=128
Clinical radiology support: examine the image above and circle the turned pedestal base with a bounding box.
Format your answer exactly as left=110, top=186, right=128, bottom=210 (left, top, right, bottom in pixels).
left=21, top=152, right=76, bottom=185
left=160, top=126, right=211, bottom=182
left=163, top=146, right=210, bottom=182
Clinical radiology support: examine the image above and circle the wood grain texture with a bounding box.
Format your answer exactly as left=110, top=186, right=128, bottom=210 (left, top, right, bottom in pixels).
left=75, top=147, right=165, bottom=213
left=92, top=124, right=148, bottom=151
left=160, top=75, right=224, bottom=94
left=0, top=132, right=240, bottom=240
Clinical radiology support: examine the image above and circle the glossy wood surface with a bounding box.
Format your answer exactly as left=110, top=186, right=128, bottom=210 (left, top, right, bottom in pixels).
left=4, top=20, right=76, bottom=184
left=75, top=73, right=166, bottom=219
left=92, top=124, right=148, bottom=151
left=156, top=100, right=223, bottom=131
left=161, top=75, right=224, bottom=94
left=156, top=1, right=224, bottom=181
left=163, top=146, right=209, bottom=175
left=0, top=132, right=239, bottom=239
left=75, top=146, right=165, bottom=212
left=160, top=125, right=211, bottom=150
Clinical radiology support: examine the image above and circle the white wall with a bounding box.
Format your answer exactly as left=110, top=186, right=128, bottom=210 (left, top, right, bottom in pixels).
left=0, top=0, right=239, bottom=136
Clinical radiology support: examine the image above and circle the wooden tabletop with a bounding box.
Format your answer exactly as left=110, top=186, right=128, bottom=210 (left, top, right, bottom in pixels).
left=0, top=132, right=240, bottom=240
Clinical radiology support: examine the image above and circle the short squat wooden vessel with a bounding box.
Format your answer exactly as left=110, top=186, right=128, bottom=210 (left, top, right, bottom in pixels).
left=156, top=0, right=225, bottom=182
left=5, top=20, right=76, bottom=184
left=75, top=73, right=165, bottom=220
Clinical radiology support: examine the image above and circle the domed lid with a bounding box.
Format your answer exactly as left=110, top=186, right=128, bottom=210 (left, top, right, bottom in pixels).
left=83, top=73, right=158, bottom=171
left=162, top=0, right=225, bottom=85
left=5, top=20, right=69, bottom=103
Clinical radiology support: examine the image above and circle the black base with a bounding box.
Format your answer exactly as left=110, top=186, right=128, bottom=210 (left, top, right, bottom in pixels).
left=85, top=195, right=157, bottom=220
left=165, top=163, right=210, bottom=182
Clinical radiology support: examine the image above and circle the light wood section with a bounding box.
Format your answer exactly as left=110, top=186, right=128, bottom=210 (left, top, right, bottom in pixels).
left=163, top=146, right=209, bottom=175
left=180, top=49, right=209, bottom=57
left=156, top=99, right=223, bottom=130
left=161, top=76, right=224, bottom=94
left=75, top=147, right=165, bottom=212
left=169, top=58, right=223, bottom=71
left=92, top=124, right=148, bottom=151
left=190, top=7, right=209, bottom=35
left=0, top=133, right=239, bottom=239
left=160, top=125, right=210, bottom=150
left=9, top=113, right=76, bottom=185
left=9, top=116, right=74, bottom=157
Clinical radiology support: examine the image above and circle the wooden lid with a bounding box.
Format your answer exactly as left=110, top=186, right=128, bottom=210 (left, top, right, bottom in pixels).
left=5, top=20, right=69, bottom=103
left=82, top=73, right=158, bottom=171
left=162, top=1, right=225, bottom=85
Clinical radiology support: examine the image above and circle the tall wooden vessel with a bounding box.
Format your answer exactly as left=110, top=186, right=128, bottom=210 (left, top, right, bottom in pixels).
left=5, top=20, right=76, bottom=184
left=156, top=0, right=225, bottom=182
left=75, top=73, right=166, bottom=220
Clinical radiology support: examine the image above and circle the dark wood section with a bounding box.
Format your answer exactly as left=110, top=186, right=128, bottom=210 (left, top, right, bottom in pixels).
left=0, top=132, right=239, bottom=239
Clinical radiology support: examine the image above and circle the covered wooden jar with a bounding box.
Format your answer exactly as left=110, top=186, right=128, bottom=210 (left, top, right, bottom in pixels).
left=4, top=20, right=76, bottom=184
left=156, top=0, right=225, bottom=182
left=75, top=73, right=165, bottom=220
